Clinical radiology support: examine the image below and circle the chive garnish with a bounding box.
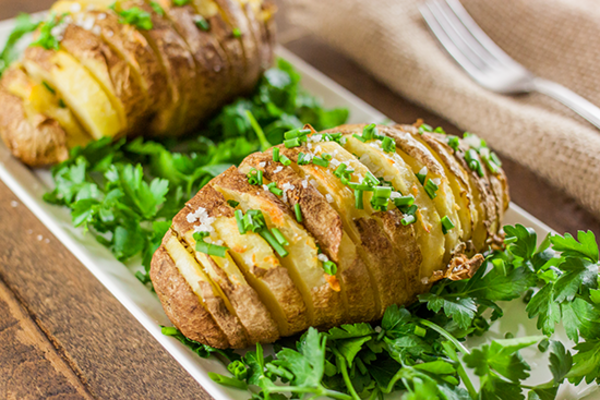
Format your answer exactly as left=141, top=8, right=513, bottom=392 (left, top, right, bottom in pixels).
left=416, top=167, right=428, bottom=184
left=279, top=155, right=291, bottom=166
left=354, top=189, right=364, bottom=210
left=193, top=231, right=229, bottom=258
left=259, top=229, right=288, bottom=257
left=323, top=260, right=337, bottom=275
left=227, top=199, right=239, bottom=208
left=401, top=215, right=416, bottom=226
left=271, top=227, right=289, bottom=246
left=235, top=210, right=245, bottom=234
left=294, top=203, right=302, bottom=222
left=312, top=156, right=329, bottom=168
left=284, top=138, right=301, bottom=148
left=272, top=147, right=280, bottom=162
left=393, top=194, right=415, bottom=208
left=441, top=216, right=455, bottom=234
left=381, top=136, right=395, bottom=153
left=266, top=182, right=283, bottom=196
left=424, top=178, right=439, bottom=199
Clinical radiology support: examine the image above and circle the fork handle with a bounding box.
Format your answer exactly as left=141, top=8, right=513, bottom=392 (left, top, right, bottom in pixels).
left=532, top=78, right=600, bottom=130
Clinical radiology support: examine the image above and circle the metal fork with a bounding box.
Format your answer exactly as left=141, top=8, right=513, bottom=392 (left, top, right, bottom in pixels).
left=420, top=0, right=600, bottom=130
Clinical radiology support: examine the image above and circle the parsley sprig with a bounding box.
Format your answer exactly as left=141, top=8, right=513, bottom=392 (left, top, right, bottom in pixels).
left=167, top=224, right=599, bottom=399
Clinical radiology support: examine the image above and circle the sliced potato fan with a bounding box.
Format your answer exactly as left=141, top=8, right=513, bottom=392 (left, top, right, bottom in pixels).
left=1, top=0, right=275, bottom=166
left=151, top=123, right=508, bottom=349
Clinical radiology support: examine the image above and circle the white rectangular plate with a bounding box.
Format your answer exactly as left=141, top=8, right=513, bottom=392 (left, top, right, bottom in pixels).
left=0, top=16, right=597, bottom=400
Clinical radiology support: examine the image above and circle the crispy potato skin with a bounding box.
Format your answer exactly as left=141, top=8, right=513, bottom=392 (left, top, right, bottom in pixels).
left=152, top=124, right=508, bottom=348
left=151, top=246, right=230, bottom=349
left=0, top=89, right=69, bottom=166
left=172, top=185, right=280, bottom=344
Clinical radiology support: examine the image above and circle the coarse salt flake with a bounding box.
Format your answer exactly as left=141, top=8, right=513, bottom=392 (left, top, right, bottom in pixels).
left=326, top=194, right=334, bottom=203
left=274, top=166, right=283, bottom=173
left=317, top=253, right=329, bottom=263
left=259, top=162, right=266, bottom=168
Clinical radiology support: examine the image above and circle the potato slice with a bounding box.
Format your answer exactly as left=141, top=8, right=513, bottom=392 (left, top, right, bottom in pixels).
left=217, top=0, right=262, bottom=91
left=152, top=237, right=230, bottom=349
left=337, top=133, right=441, bottom=288
left=404, top=127, right=478, bottom=247
left=190, top=0, right=246, bottom=94
left=59, top=23, right=150, bottom=135
left=3, top=66, right=90, bottom=150
left=239, top=152, right=348, bottom=328
left=171, top=185, right=279, bottom=344
left=278, top=143, right=402, bottom=319
left=369, top=125, right=463, bottom=261
left=163, top=231, right=250, bottom=348
left=432, top=133, right=500, bottom=248
left=22, top=47, right=123, bottom=140
left=213, top=167, right=337, bottom=330
left=152, top=1, right=231, bottom=118
left=0, top=87, right=69, bottom=166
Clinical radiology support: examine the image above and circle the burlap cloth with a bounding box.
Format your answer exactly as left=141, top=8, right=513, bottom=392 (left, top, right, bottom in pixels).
left=284, top=0, right=600, bottom=218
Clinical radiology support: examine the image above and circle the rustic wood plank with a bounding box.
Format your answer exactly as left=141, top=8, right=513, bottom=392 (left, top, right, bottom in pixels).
left=0, top=180, right=210, bottom=400
left=0, top=278, right=92, bottom=400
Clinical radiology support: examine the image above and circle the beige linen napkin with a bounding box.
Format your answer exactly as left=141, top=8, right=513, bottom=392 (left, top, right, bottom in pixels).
left=284, top=0, right=600, bottom=218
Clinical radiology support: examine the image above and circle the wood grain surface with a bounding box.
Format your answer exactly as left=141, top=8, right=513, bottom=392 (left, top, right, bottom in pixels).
left=0, top=1, right=599, bottom=399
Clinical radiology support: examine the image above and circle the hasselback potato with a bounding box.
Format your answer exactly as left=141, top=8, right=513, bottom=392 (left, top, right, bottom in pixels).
left=0, top=0, right=275, bottom=166
left=151, top=123, right=509, bottom=349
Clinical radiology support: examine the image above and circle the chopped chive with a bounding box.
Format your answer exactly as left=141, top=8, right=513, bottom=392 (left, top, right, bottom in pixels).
left=235, top=210, right=245, bottom=234
left=321, top=153, right=332, bottom=161
left=279, top=154, right=291, bottom=166
left=353, top=133, right=366, bottom=142
left=260, top=229, right=288, bottom=257
left=42, top=81, right=55, bottom=94
left=441, top=216, right=455, bottom=234
left=334, top=163, right=348, bottom=177
left=424, top=178, right=439, bottom=199
left=418, top=123, right=432, bottom=135
left=284, top=128, right=311, bottom=139
left=294, top=203, right=302, bottom=222
left=354, top=189, right=364, bottom=210
left=447, top=136, right=460, bottom=152
left=362, top=123, right=377, bottom=140
left=433, top=126, right=446, bottom=134
left=194, top=16, right=210, bottom=31
left=272, top=147, right=280, bottom=162
left=401, top=215, right=416, bottom=226
left=363, top=171, right=379, bottom=186
left=414, top=325, right=427, bottom=337
left=247, top=168, right=259, bottom=185
left=196, top=241, right=229, bottom=257
left=323, top=260, right=337, bottom=275
left=232, top=28, right=241, bottom=38
left=381, top=136, right=395, bottom=153
left=284, top=138, right=301, bottom=148
left=465, top=149, right=484, bottom=177
left=267, top=182, right=283, bottom=196
left=271, top=227, right=289, bottom=246
left=312, top=157, right=329, bottom=168
left=58, top=99, right=67, bottom=108
left=490, top=151, right=502, bottom=167
left=416, top=167, right=428, bottom=184
left=404, top=204, right=418, bottom=216
left=393, top=194, right=415, bottom=208
left=348, top=183, right=374, bottom=191
left=373, top=186, right=392, bottom=198
left=297, top=152, right=312, bottom=165
left=193, top=231, right=229, bottom=257
left=227, top=199, right=239, bottom=208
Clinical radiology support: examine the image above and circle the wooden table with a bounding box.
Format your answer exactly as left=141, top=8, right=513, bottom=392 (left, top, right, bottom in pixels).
left=1, top=1, right=599, bottom=399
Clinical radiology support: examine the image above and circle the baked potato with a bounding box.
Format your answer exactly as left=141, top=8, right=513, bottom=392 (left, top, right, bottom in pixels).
left=0, top=0, right=276, bottom=166
left=151, top=123, right=509, bottom=348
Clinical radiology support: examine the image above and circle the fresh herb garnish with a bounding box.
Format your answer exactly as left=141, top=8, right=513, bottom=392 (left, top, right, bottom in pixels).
left=117, top=7, right=153, bottom=30
left=166, top=225, right=599, bottom=399
left=30, top=12, right=63, bottom=51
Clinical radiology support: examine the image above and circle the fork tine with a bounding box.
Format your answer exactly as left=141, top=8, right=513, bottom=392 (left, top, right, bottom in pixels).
left=420, top=3, right=484, bottom=81
left=427, top=0, right=489, bottom=71
left=444, top=0, right=520, bottom=68
left=431, top=0, right=502, bottom=68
